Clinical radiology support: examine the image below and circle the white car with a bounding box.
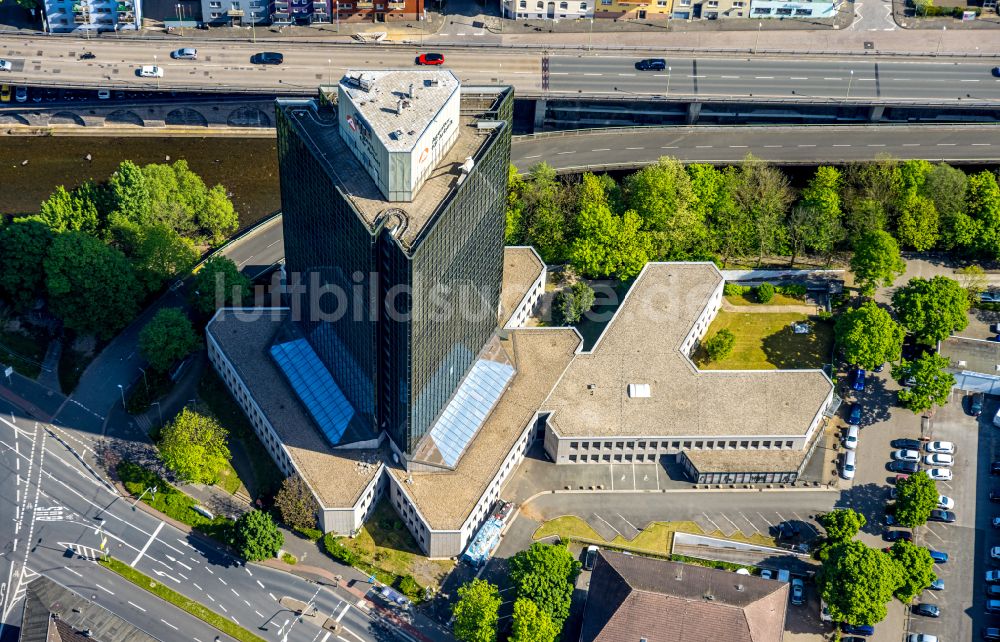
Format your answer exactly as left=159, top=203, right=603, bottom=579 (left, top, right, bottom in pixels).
left=843, top=425, right=859, bottom=450
left=138, top=65, right=164, bottom=78
left=908, top=635, right=938, bottom=642
left=937, top=495, right=954, bottom=510
left=992, top=547, right=1000, bottom=561
left=925, top=441, right=955, bottom=455
left=892, top=449, right=921, bottom=462
left=0, top=59, right=11, bottom=72
left=924, top=453, right=954, bottom=467
left=927, top=468, right=953, bottom=482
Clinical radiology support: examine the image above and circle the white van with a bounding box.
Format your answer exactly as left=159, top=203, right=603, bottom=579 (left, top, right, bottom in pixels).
left=993, top=407, right=1000, bottom=428
left=841, top=450, right=857, bottom=480
left=844, top=425, right=859, bottom=450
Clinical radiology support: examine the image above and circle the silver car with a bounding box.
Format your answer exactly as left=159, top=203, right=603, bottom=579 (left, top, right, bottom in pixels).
left=0, top=59, right=11, bottom=72
left=171, top=47, right=198, bottom=60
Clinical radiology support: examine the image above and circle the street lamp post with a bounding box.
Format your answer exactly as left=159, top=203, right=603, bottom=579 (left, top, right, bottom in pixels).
left=335, top=0, right=339, bottom=31
left=587, top=17, right=593, bottom=51
left=154, top=54, right=159, bottom=90
left=327, top=58, right=332, bottom=85
left=138, top=366, right=149, bottom=394
left=117, top=384, right=125, bottom=409
left=131, top=485, right=157, bottom=509
left=753, top=21, right=762, bottom=54
left=175, top=2, right=181, bottom=20
left=846, top=69, right=854, bottom=99
left=666, top=65, right=671, bottom=96
left=151, top=401, right=163, bottom=426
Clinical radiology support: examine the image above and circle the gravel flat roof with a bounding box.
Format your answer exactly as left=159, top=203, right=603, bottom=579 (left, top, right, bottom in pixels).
left=543, top=263, right=833, bottom=440
left=499, top=246, right=544, bottom=326
left=683, top=448, right=808, bottom=474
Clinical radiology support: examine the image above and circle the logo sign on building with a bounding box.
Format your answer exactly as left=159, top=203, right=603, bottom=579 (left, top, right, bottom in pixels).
left=962, top=10, right=976, bottom=19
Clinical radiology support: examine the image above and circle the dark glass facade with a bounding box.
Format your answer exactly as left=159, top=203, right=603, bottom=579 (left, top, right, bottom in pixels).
left=276, top=87, right=513, bottom=464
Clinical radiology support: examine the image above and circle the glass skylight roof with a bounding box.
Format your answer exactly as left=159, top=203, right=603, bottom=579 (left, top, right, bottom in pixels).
left=270, top=338, right=356, bottom=446
left=427, top=357, right=515, bottom=467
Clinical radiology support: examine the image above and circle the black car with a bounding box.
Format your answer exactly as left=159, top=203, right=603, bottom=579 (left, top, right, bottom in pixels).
left=972, top=392, right=986, bottom=416
left=988, top=584, right=1000, bottom=597
left=993, top=461, right=1000, bottom=475
left=929, top=509, right=956, bottom=523
left=889, top=460, right=919, bottom=474
left=993, top=67, right=1000, bottom=78
left=912, top=603, right=940, bottom=618
left=635, top=58, right=666, bottom=71
left=891, top=438, right=922, bottom=450
left=842, top=638, right=868, bottom=642
left=251, top=51, right=283, bottom=65
left=991, top=489, right=1000, bottom=503
left=772, top=522, right=802, bottom=539
left=984, top=627, right=1000, bottom=641
left=884, top=529, right=912, bottom=542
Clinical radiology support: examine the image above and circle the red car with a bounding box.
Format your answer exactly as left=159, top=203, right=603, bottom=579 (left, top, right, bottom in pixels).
left=416, top=53, right=444, bottom=66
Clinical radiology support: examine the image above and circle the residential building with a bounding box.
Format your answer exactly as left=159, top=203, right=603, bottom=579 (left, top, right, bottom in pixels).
left=594, top=0, right=669, bottom=19
left=44, top=0, right=141, bottom=33
left=21, top=576, right=159, bottom=642
left=940, top=335, right=1000, bottom=394
left=672, top=0, right=748, bottom=19
left=200, top=0, right=269, bottom=26
left=748, top=0, right=836, bottom=17
left=271, top=0, right=421, bottom=23
left=503, top=0, right=593, bottom=20
left=580, top=550, right=788, bottom=642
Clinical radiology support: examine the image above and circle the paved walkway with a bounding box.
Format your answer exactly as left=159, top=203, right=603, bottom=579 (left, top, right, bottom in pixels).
left=720, top=300, right=822, bottom=314
left=36, top=336, right=62, bottom=393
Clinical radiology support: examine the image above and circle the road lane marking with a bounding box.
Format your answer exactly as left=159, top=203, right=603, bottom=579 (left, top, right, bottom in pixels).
left=937, top=143, right=956, bottom=146
left=206, top=593, right=215, bottom=602
left=160, top=619, right=178, bottom=630
left=244, top=566, right=252, bottom=576
left=702, top=513, right=723, bottom=532
left=961, top=79, right=981, bottom=82
left=790, top=77, right=809, bottom=80
left=739, top=512, right=759, bottom=533
left=230, top=616, right=239, bottom=624
left=256, top=580, right=265, bottom=589
left=232, top=588, right=240, bottom=596
left=823, top=77, right=842, bottom=81
left=695, top=145, right=713, bottom=149
left=972, top=143, right=992, bottom=146
left=867, top=144, right=886, bottom=147
left=219, top=603, right=227, bottom=613
left=729, top=145, right=748, bottom=148
left=832, top=144, right=852, bottom=147
left=336, top=602, right=352, bottom=622
left=269, top=592, right=277, bottom=601
left=755, top=76, right=774, bottom=79
left=256, top=610, right=264, bottom=617
left=128, top=601, right=146, bottom=611
left=625, top=147, right=644, bottom=150
left=720, top=75, right=740, bottom=79
left=244, top=599, right=251, bottom=607
left=591, top=148, right=610, bottom=152
left=218, top=577, right=227, bottom=585
left=557, top=151, right=575, bottom=154
left=720, top=513, right=741, bottom=534
left=764, top=145, right=782, bottom=148
left=95, top=583, right=114, bottom=595
left=131, top=521, right=164, bottom=567
left=902, top=143, right=921, bottom=147
left=798, top=144, right=816, bottom=148
left=64, top=568, right=82, bottom=578
left=661, top=146, right=678, bottom=149
left=524, top=154, right=541, bottom=159
left=341, top=626, right=365, bottom=642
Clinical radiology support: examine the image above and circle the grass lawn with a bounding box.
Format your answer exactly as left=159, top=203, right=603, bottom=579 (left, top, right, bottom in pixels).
left=532, top=516, right=776, bottom=556
left=724, top=293, right=808, bottom=307
left=100, top=556, right=267, bottom=642
left=0, top=326, right=47, bottom=379
left=337, top=501, right=454, bottom=591
left=695, top=311, right=834, bottom=370
left=215, top=459, right=245, bottom=496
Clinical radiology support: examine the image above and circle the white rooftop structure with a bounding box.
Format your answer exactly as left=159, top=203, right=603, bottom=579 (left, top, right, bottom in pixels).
left=337, top=69, right=461, bottom=202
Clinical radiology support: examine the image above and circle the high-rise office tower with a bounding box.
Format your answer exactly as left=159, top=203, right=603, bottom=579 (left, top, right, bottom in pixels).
left=274, top=71, right=513, bottom=470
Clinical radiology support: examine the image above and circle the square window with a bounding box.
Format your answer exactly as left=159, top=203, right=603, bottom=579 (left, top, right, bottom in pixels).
left=570, top=441, right=579, bottom=449
left=694, top=441, right=703, bottom=449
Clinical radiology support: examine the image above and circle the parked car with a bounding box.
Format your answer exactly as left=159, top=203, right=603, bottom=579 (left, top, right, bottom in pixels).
left=0, top=59, right=12, bottom=72
left=908, top=635, right=938, bottom=642
left=635, top=58, right=667, bottom=71
left=415, top=52, right=444, bottom=65
left=0, top=85, right=9, bottom=102
left=842, top=450, right=857, bottom=480
left=987, top=569, right=1000, bottom=582
left=760, top=568, right=774, bottom=580
left=251, top=51, right=284, bottom=65
left=790, top=578, right=804, bottom=605
left=994, top=516, right=1000, bottom=529
left=984, top=627, right=1000, bottom=641
left=137, top=65, right=164, bottom=78
left=912, top=603, right=940, bottom=618
left=893, top=449, right=921, bottom=462
left=843, top=624, right=876, bottom=636
left=937, top=496, right=954, bottom=510
left=892, top=438, right=923, bottom=450
left=848, top=403, right=862, bottom=426
left=994, top=406, right=1000, bottom=428
left=982, top=290, right=1000, bottom=303
left=991, top=489, right=1000, bottom=503
left=844, top=425, right=859, bottom=450
left=987, top=584, right=1000, bottom=598
left=97, top=89, right=110, bottom=100
left=993, top=461, right=1000, bottom=475
left=924, top=453, right=954, bottom=467
left=583, top=545, right=598, bottom=570
left=929, top=578, right=944, bottom=591
left=925, top=441, right=955, bottom=454
left=991, top=547, right=1000, bottom=561
left=889, top=461, right=919, bottom=474
left=842, top=638, right=867, bottom=642
left=987, top=599, right=1000, bottom=614
left=928, top=549, right=948, bottom=564
left=927, top=468, right=953, bottom=481
left=14, top=86, right=26, bottom=103
left=773, top=522, right=801, bottom=539
left=884, top=530, right=912, bottom=542
left=852, top=368, right=866, bottom=391
left=972, top=392, right=986, bottom=416
left=928, top=510, right=956, bottom=523
left=170, top=47, right=198, bottom=60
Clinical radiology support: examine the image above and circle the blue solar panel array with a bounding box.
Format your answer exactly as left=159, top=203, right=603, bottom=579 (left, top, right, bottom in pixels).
left=428, top=358, right=515, bottom=467
left=270, top=338, right=356, bottom=446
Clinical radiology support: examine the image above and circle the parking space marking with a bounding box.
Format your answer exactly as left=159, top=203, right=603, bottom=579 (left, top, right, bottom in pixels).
left=775, top=512, right=787, bottom=523
left=593, top=513, right=623, bottom=539
left=720, top=513, right=741, bottom=534
left=617, top=513, right=640, bottom=535
left=739, top=512, right=759, bottom=534
left=923, top=527, right=945, bottom=543
left=702, top=513, right=723, bottom=533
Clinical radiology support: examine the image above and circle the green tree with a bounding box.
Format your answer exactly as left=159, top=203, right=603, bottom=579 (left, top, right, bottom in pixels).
left=44, top=232, right=142, bottom=339
left=834, top=301, right=905, bottom=371
left=726, top=155, right=793, bottom=266
left=925, top=163, right=971, bottom=250
left=521, top=163, right=574, bottom=264
left=570, top=205, right=652, bottom=280
left=200, top=184, right=239, bottom=245
left=36, top=184, right=100, bottom=234
left=0, top=219, right=53, bottom=311
left=819, top=508, right=867, bottom=543
left=510, top=598, right=559, bottom=642
left=850, top=231, right=906, bottom=297
left=554, top=281, right=596, bottom=325
left=688, top=163, right=747, bottom=265
left=624, top=157, right=703, bottom=259
left=892, top=276, right=969, bottom=345
left=274, top=474, right=320, bottom=531
left=892, top=353, right=956, bottom=414
left=957, top=265, right=988, bottom=303
left=796, top=166, right=845, bottom=263
left=756, top=282, right=775, bottom=303
left=505, top=164, right=526, bottom=245
left=107, top=160, right=152, bottom=229
left=888, top=540, right=936, bottom=603
left=509, top=542, right=581, bottom=628
left=234, top=509, right=284, bottom=562
left=191, top=256, right=251, bottom=317
left=817, top=540, right=902, bottom=626
left=845, top=198, right=889, bottom=241
left=452, top=579, right=501, bottom=642
left=158, top=407, right=231, bottom=484
left=895, top=192, right=939, bottom=251
left=129, top=224, right=200, bottom=293
left=966, top=171, right=1000, bottom=259
left=141, top=161, right=197, bottom=235
left=843, top=159, right=902, bottom=236
left=139, top=308, right=199, bottom=373
left=704, top=329, right=736, bottom=362
left=893, top=471, right=938, bottom=529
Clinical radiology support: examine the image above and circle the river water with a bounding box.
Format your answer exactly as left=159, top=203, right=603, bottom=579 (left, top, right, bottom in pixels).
left=0, top=136, right=281, bottom=229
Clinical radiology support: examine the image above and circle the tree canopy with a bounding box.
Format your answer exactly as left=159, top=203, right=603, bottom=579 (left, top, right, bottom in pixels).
left=850, top=231, right=907, bottom=297
left=139, top=308, right=199, bottom=373
left=554, top=281, right=596, bottom=325
left=835, top=301, right=905, bottom=371
left=892, top=276, right=969, bottom=346
left=818, top=540, right=902, bottom=626
left=509, top=542, right=581, bottom=628
left=893, top=471, right=938, bottom=529
left=452, top=579, right=501, bottom=642
left=158, top=408, right=231, bottom=484
left=0, top=219, right=53, bottom=311
left=820, top=508, right=867, bottom=543
left=510, top=598, right=560, bottom=642
left=235, top=509, right=284, bottom=561
left=888, top=540, right=936, bottom=603
left=892, top=353, right=956, bottom=414
left=191, top=256, right=251, bottom=318
left=274, top=474, right=320, bottom=531
left=624, top=157, right=704, bottom=259
left=704, top=329, right=736, bottom=362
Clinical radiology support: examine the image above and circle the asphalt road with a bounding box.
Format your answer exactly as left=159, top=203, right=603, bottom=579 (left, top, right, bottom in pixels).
left=0, top=35, right=998, bottom=104
left=0, top=397, right=402, bottom=642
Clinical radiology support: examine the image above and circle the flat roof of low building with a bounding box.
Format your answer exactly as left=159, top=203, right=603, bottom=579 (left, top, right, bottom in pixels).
left=683, top=447, right=808, bottom=474
left=499, top=246, right=544, bottom=327
left=543, top=263, right=833, bottom=439
left=339, top=70, right=459, bottom=154
left=940, top=336, right=1000, bottom=376
left=207, top=309, right=382, bottom=509
left=279, top=90, right=502, bottom=251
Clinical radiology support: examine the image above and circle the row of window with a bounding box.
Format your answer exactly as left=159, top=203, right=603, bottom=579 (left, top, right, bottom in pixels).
left=517, top=0, right=588, bottom=8
left=753, top=5, right=813, bottom=13
left=566, top=438, right=797, bottom=451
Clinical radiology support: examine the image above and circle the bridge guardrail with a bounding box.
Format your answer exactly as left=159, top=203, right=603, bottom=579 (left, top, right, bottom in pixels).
left=513, top=122, right=1000, bottom=140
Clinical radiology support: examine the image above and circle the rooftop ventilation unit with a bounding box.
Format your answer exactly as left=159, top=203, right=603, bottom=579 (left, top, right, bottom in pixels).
left=627, top=383, right=651, bottom=398
left=460, top=157, right=475, bottom=174
left=426, top=78, right=440, bottom=87
left=346, top=73, right=375, bottom=92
